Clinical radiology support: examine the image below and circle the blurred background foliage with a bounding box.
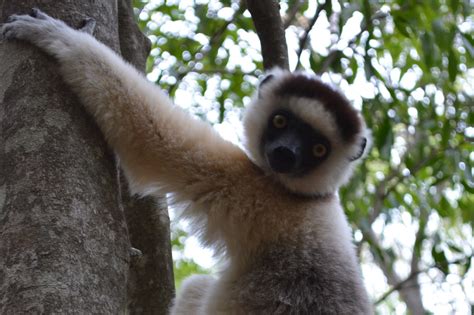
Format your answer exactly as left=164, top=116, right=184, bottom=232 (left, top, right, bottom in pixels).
left=132, top=0, right=473, bottom=313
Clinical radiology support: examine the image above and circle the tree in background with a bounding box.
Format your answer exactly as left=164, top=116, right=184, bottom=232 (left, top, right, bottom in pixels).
left=133, top=0, right=473, bottom=313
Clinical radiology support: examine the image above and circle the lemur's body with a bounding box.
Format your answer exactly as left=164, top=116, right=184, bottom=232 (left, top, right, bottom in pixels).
left=1, top=10, right=372, bottom=314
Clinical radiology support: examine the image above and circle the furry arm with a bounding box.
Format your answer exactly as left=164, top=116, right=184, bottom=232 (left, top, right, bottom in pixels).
left=1, top=10, right=249, bottom=198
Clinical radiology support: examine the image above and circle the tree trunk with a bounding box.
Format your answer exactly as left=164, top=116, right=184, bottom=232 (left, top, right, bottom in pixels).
left=123, top=187, right=175, bottom=314
left=116, top=1, right=176, bottom=313
left=0, top=1, right=129, bottom=313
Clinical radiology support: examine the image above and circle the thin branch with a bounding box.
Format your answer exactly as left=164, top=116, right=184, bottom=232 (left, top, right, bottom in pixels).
left=368, top=132, right=443, bottom=225
left=166, top=2, right=245, bottom=95
left=368, top=161, right=402, bottom=224
left=362, top=227, right=396, bottom=279
left=178, top=68, right=256, bottom=76
left=317, top=11, right=389, bottom=74
left=348, top=11, right=389, bottom=48
left=295, top=1, right=329, bottom=69
left=282, top=0, right=305, bottom=29
left=375, top=254, right=474, bottom=305
left=379, top=147, right=443, bottom=205
left=317, top=49, right=340, bottom=75
left=362, top=225, right=425, bottom=312
left=246, top=0, right=289, bottom=70
left=410, top=205, right=429, bottom=270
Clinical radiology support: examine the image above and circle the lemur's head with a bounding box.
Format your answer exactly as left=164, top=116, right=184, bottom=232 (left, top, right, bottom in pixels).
left=243, top=69, right=369, bottom=197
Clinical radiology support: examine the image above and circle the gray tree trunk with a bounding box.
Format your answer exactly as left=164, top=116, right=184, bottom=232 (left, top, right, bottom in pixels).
left=0, top=1, right=129, bottom=313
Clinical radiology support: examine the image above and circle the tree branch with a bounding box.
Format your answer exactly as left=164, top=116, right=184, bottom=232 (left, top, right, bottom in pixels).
left=295, top=1, right=329, bottom=69
left=375, top=254, right=473, bottom=305
left=361, top=226, right=426, bottom=314
left=282, top=0, right=305, bottom=29
left=167, top=2, right=245, bottom=95
left=246, top=0, right=289, bottom=70
left=317, top=10, right=389, bottom=74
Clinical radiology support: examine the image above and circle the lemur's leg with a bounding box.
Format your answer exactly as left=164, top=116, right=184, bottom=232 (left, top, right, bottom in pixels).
left=170, top=275, right=215, bottom=315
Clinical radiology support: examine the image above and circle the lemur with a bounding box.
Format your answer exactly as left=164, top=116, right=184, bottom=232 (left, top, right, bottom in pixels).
left=1, top=9, right=372, bottom=314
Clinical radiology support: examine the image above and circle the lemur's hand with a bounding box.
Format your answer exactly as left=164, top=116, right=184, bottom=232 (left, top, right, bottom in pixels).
left=1, top=8, right=95, bottom=55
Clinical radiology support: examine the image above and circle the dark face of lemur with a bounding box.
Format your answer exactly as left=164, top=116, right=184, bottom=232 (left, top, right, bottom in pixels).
left=243, top=69, right=369, bottom=196
left=262, top=109, right=331, bottom=176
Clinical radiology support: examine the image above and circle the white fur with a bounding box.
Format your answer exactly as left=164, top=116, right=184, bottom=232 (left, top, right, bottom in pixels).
left=170, top=275, right=215, bottom=315
left=1, top=12, right=372, bottom=314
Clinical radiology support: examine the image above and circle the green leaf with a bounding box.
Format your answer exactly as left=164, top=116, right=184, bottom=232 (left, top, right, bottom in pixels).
left=421, top=32, right=435, bottom=68
left=174, top=259, right=209, bottom=289
left=461, top=180, right=474, bottom=194
left=459, top=194, right=474, bottom=228
left=448, top=48, right=459, bottom=82
left=438, top=196, right=455, bottom=219
left=450, top=0, right=460, bottom=13
left=392, top=12, right=412, bottom=38
left=463, top=257, right=472, bottom=276
left=329, top=52, right=343, bottom=73
left=309, top=53, right=322, bottom=73
left=374, top=116, right=393, bottom=160
left=460, top=32, right=474, bottom=58
left=462, top=0, right=472, bottom=17
left=347, top=57, right=358, bottom=84
left=447, top=242, right=464, bottom=254
left=432, top=19, right=452, bottom=50
left=431, top=245, right=450, bottom=275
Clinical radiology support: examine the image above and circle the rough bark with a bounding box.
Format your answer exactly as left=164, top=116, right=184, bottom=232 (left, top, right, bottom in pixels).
left=118, top=0, right=151, bottom=72
left=117, top=1, right=175, bottom=313
left=246, top=0, right=289, bottom=70
left=122, top=187, right=175, bottom=314
left=0, top=1, right=129, bottom=313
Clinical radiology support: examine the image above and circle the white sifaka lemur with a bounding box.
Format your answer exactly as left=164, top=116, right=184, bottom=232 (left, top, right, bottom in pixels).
left=1, top=9, right=373, bottom=314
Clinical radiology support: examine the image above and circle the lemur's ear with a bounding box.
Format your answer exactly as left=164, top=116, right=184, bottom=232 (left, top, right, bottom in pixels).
left=258, top=74, right=275, bottom=98
left=349, top=137, right=367, bottom=161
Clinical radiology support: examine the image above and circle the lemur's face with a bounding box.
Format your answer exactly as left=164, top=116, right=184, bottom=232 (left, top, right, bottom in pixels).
left=243, top=69, right=370, bottom=196
left=261, top=109, right=331, bottom=176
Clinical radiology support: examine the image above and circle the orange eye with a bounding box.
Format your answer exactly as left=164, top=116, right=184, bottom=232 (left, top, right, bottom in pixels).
left=312, top=144, right=327, bottom=157
left=272, top=115, right=287, bottom=128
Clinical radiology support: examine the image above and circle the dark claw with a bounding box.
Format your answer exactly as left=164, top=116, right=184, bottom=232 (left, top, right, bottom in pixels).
left=80, top=17, right=96, bottom=35
left=30, top=8, right=39, bottom=17
left=30, top=8, right=48, bottom=20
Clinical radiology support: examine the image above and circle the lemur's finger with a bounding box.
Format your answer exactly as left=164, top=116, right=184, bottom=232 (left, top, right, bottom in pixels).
left=80, top=18, right=96, bottom=35
left=6, top=15, right=18, bottom=23
left=2, top=27, right=14, bottom=40
left=30, top=8, right=49, bottom=20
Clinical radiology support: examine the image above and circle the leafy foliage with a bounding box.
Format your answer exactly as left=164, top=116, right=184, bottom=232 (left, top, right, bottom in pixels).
left=170, top=228, right=209, bottom=288
left=134, top=0, right=473, bottom=313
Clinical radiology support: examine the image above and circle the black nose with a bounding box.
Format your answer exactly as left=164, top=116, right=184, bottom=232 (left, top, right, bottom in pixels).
left=268, top=146, right=296, bottom=173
